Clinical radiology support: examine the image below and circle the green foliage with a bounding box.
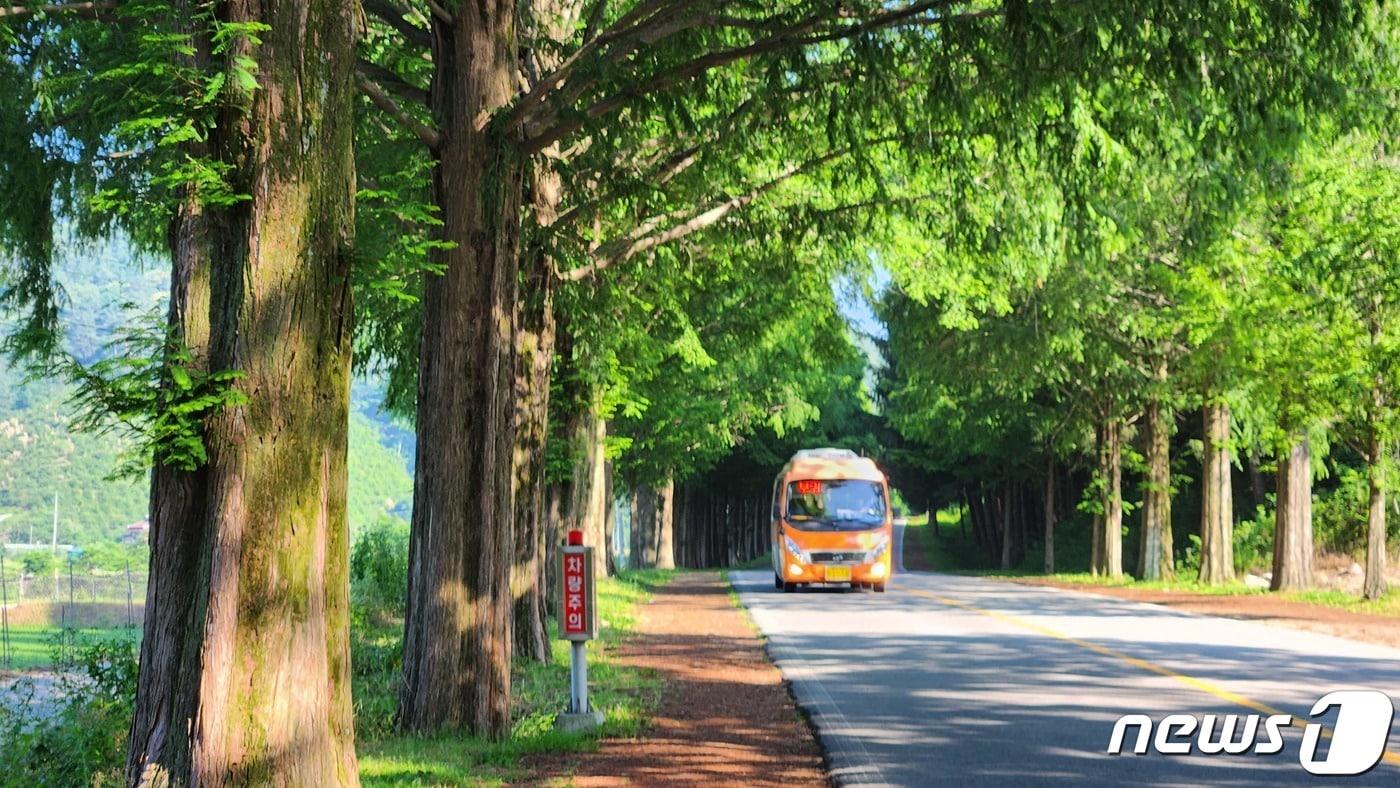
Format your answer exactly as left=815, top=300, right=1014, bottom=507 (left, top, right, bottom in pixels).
left=350, top=516, right=411, bottom=620
left=62, top=305, right=246, bottom=479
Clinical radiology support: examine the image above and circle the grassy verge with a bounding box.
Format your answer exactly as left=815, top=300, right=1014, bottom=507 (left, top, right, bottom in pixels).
left=355, top=569, right=673, bottom=786
left=1000, top=571, right=1400, bottom=616
left=0, top=625, right=141, bottom=671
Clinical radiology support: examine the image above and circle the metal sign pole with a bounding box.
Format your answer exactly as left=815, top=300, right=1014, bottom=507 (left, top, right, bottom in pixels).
left=570, top=640, right=588, bottom=713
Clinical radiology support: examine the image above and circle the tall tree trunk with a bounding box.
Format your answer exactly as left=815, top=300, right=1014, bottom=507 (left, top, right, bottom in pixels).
left=127, top=0, right=360, bottom=780
left=1198, top=401, right=1234, bottom=584
left=127, top=194, right=214, bottom=786
left=510, top=240, right=555, bottom=663
left=1043, top=456, right=1056, bottom=574
left=604, top=460, right=619, bottom=575
left=1271, top=436, right=1313, bottom=591
left=566, top=397, right=609, bottom=579
left=1138, top=393, right=1174, bottom=581
left=1000, top=479, right=1015, bottom=570
left=655, top=475, right=676, bottom=570
left=544, top=481, right=567, bottom=618
left=1094, top=418, right=1124, bottom=578
left=400, top=1, right=524, bottom=738
left=1365, top=417, right=1388, bottom=600
left=632, top=485, right=658, bottom=567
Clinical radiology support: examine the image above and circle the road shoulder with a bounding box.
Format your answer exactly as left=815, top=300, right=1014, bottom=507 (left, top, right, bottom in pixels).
left=1000, top=576, right=1400, bottom=649
left=526, top=571, right=827, bottom=786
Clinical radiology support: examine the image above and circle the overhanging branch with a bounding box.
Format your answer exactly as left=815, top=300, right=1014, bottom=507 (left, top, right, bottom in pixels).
left=520, top=0, right=991, bottom=151
left=356, top=59, right=429, bottom=107
left=559, top=147, right=850, bottom=283
left=362, top=0, right=431, bottom=49
left=356, top=72, right=441, bottom=150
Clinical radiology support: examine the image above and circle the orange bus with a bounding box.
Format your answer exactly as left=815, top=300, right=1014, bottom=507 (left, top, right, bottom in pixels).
left=770, top=448, right=893, bottom=593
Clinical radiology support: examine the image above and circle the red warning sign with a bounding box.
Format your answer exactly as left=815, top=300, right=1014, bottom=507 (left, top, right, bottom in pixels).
left=560, top=545, right=596, bottom=641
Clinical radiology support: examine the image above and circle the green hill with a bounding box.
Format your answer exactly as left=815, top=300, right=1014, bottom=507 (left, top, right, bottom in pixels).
left=0, top=238, right=414, bottom=547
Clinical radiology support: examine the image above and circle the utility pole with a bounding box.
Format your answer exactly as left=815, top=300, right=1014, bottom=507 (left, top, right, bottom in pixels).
left=51, top=492, right=58, bottom=554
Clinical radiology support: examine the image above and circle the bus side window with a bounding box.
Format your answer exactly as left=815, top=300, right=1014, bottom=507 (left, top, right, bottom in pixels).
left=771, top=478, right=782, bottom=520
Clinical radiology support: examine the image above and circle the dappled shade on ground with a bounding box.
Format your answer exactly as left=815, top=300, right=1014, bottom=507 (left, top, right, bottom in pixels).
left=525, top=572, right=826, bottom=786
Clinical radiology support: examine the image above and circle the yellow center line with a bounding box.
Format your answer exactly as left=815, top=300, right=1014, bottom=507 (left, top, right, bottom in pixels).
left=907, top=587, right=1400, bottom=768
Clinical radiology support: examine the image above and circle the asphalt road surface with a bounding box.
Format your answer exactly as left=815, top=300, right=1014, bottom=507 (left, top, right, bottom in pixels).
left=732, top=568, right=1400, bottom=786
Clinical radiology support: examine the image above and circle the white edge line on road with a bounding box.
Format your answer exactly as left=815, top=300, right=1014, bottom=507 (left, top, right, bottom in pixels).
left=729, top=571, right=891, bottom=788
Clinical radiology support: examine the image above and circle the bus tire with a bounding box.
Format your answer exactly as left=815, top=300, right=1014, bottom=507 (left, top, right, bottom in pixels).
left=782, top=580, right=796, bottom=593
left=774, top=571, right=783, bottom=589
left=873, top=582, right=887, bottom=593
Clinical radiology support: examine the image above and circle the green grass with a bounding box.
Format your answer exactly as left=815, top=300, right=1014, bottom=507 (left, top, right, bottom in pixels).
left=0, top=625, right=141, bottom=671
left=355, top=569, right=674, bottom=786
left=1281, top=587, right=1400, bottom=616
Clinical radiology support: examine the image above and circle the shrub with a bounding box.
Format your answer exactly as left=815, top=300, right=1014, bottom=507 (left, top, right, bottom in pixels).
left=1313, top=466, right=1369, bottom=555
left=350, top=515, right=411, bottom=620
left=1233, top=505, right=1275, bottom=575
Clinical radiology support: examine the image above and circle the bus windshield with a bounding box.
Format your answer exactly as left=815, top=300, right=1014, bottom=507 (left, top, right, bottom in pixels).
left=786, top=479, right=886, bottom=531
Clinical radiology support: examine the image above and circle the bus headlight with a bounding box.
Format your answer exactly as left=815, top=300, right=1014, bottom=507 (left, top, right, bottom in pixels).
left=783, top=535, right=808, bottom=564
left=864, top=535, right=890, bottom=564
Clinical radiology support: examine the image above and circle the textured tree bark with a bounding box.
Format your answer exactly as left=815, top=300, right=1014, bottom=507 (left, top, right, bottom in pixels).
left=1365, top=423, right=1388, bottom=600
left=1271, top=437, right=1313, bottom=591
left=566, top=400, right=610, bottom=580
left=127, top=192, right=213, bottom=787
left=510, top=241, right=554, bottom=663
left=655, top=475, right=676, bottom=570
left=1043, top=457, right=1056, bottom=574
left=400, top=0, right=523, bottom=737
left=1137, top=394, right=1174, bottom=581
left=127, top=0, right=359, bottom=780
left=1198, top=401, right=1234, bottom=584
left=1093, top=418, right=1124, bottom=578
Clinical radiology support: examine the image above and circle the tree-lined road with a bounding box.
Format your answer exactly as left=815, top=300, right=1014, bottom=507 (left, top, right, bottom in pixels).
left=733, top=570, right=1400, bottom=786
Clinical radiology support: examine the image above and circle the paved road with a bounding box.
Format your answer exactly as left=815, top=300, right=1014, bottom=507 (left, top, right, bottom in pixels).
left=732, top=569, right=1400, bottom=786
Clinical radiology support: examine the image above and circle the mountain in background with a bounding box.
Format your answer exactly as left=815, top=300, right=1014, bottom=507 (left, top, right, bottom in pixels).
left=0, top=237, right=413, bottom=546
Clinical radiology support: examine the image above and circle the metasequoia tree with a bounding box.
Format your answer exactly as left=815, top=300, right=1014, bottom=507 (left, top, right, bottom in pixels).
left=1, top=0, right=361, bottom=783
left=1280, top=132, right=1400, bottom=599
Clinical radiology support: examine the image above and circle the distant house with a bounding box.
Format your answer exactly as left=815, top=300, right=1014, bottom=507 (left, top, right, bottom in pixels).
left=119, top=519, right=150, bottom=545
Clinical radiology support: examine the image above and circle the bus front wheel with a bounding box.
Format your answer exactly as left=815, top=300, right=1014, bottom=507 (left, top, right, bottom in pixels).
left=873, top=582, right=887, bottom=593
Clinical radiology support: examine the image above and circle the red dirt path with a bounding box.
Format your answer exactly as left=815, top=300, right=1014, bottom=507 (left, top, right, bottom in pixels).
left=525, top=571, right=827, bottom=787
